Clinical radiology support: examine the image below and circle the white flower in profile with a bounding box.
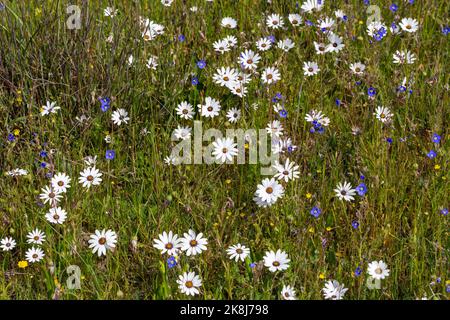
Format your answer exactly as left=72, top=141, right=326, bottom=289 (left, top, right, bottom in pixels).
left=263, top=249, right=290, bottom=272
left=273, top=159, right=300, bottom=183
left=314, top=41, right=328, bottom=55
left=226, top=244, right=250, bottom=262
left=146, top=56, right=158, bottom=70
left=212, top=137, right=238, bottom=163
left=277, top=38, right=295, bottom=52
left=374, top=106, right=393, bottom=123
left=256, top=38, right=272, bottom=51
left=78, top=167, right=102, bottom=188
left=127, top=55, right=134, bottom=66
left=25, top=247, right=45, bottom=263
left=318, top=17, right=335, bottom=32
left=7, top=168, right=28, bottom=176
left=281, top=285, right=297, bottom=300
left=104, top=6, right=118, bottom=17
left=45, top=207, right=68, bottom=224
left=221, top=17, right=237, bottom=29
left=83, top=155, right=97, bottom=167
left=303, top=61, right=320, bottom=76
left=41, top=101, right=60, bottom=116
left=334, top=181, right=356, bottom=201
left=180, top=230, right=208, bottom=256
left=288, top=14, right=302, bottom=27
left=200, top=97, right=221, bottom=118
left=164, top=155, right=179, bottom=166
left=255, top=178, right=284, bottom=205
left=392, top=50, right=416, bottom=64
left=367, top=260, right=390, bottom=280
left=301, top=0, right=324, bottom=13
left=0, top=237, right=16, bottom=252
left=399, top=17, right=419, bottom=33
left=39, top=185, right=63, bottom=205
left=88, top=229, right=118, bottom=257
left=177, top=271, right=202, bottom=296
left=153, top=231, right=182, bottom=256
left=111, top=108, right=130, bottom=126
left=266, top=14, right=284, bottom=29
left=51, top=172, right=71, bottom=193
left=161, top=0, right=174, bottom=6
left=224, top=35, right=238, bottom=47
left=322, top=280, right=348, bottom=300
left=349, top=62, right=366, bottom=75
left=27, top=228, right=46, bottom=245
left=176, top=101, right=194, bottom=120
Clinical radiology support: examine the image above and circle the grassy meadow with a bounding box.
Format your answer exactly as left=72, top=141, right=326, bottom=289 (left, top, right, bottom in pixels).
left=0, top=0, right=449, bottom=300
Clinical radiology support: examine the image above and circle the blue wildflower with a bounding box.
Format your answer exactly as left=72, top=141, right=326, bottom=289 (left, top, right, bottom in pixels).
left=305, top=20, right=314, bottom=27
left=279, top=109, right=288, bottom=118
left=427, top=150, right=436, bottom=159
left=40, top=162, right=47, bottom=168
left=352, top=220, right=359, bottom=229
left=268, top=35, right=276, bottom=43
left=355, top=266, right=362, bottom=277
left=99, top=97, right=111, bottom=112
left=432, top=133, right=441, bottom=144
left=178, top=34, right=185, bottom=42
left=335, top=98, right=341, bottom=106
left=310, top=206, right=321, bottom=218
left=7, top=133, right=15, bottom=142
left=167, top=256, right=177, bottom=269
left=105, top=149, right=115, bottom=160
left=368, top=86, right=376, bottom=97
left=250, top=262, right=256, bottom=268
left=442, top=26, right=450, bottom=35
left=440, top=208, right=448, bottom=216
left=40, top=150, right=47, bottom=158
left=360, top=174, right=365, bottom=180
left=356, top=183, right=368, bottom=196
left=390, top=4, right=398, bottom=12
left=386, top=137, right=393, bottom=144
left=196, top=60, right=206, bottom=69
left=191, top=76, right=199, bottom=85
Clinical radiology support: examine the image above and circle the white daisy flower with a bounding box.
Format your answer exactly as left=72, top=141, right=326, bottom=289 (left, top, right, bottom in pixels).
left=303, top=61, right=320, bottom=76
left=374, top=106, right=393, bottom=123
left=238, top=49, right=261, bottom=70
left=281, top=285, right=297, bottom=300
left=399, top=17, right=419, bottom=33
left=176, top=101, right=195, bottom=120
left=221, top=17, right=237, bottom=29
left=88, top=229, right=118, bottom=257
left=314, top=41, right=328, bottom=55
left=0, top=237, right=16, bottom=252
left=45, top=207, right=68, bottom=224
left=104, top=6, right=118, bottom=17
left=224, top=35, right=238, bottom=47
left=78, top=167, right=103, bottom=188
left=213, top=39, right=230, bottom=54
left=266, top=120, right=284, bottom=137
left=392, top=50, right=416, bottom=64
left=255, top=178, right=284, bottom=205
left=177, top=271, right=202, bottom=296
left=226, top=244, right=250, bottom=262
left=200, top=97, right=221, bottom=118
left=322, top=280, right=348, bottom=300
left=273, top=159, right=300, bottom=183
left=111, top=108, right=130, bottom=126
left=305, top=110, right=330, bottom=127
left=213, top=67, right=238, bottom=87
left=173, top=126, right=192, bottom=141
left=277, top=38, right=295, bottom=52
left=25, top=247, right=45, bottom=263
left=153, top=231, right=182, bottom=256
left=256, top=37, right=272, bottom=51
left=263, top=249, right=290, bottom=272
left=367, top=260, right=390, bottom=280
left=301, top=0, right=324, bottom=13
left=266, top=14, right=284, bottom=29
left=212, top=137, right=238, bottom=163
left=349, top=62, right=366, bottom=75
left=288, top=14, right=302, bottom=27
left=161, top=0, right=174, bottom=6
left=226, top=108, right=241, bottom=123
left=7, top=168, right=28, bottom=176
left=41, top=101, right=60, bottom=116
left=51, top=172, right=71, bottom=193
left=326, top=33, right=344, bottom=52
left=39, top=185, right=63, bottom=205
left=27, top=228, right=46, bottom=245
left=180, top=230, right=208, bottom=256
left=146, top=56, right=158, bottom=70
left=334, top=181, right=356, bottom=201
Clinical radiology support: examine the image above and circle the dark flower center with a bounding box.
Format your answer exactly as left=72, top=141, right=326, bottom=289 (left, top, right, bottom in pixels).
left=98, top=237, right=106, bottom=245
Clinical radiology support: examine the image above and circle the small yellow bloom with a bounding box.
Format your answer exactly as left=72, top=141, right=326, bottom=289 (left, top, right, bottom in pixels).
left=434, top=164, right=441, bottom=170
left=81, top=275, right=86, bottom=280
left=244, top=143, right=249, bottom=150
left=213, top=222, right=219, bottom=228
left=225, top=179, right=232, bottom=184
left=306, top=193, right=312, bottom=199
left=18, top=260, right=28, bottom=268
left=359, top=20, right=363, bottom=25
left=357, top=36, right=364, bottom=41
left=326, top=227, right=332, bottom=232
left=308, top=227, right=315, bottom=233
left=270, top=222, right=275, bottom=227
left=13, top=129, right=20, bottom=136
left=35, top=8, right=42, bottom=16
left=16, top=97, right=23, bottom=103
left=446, top=280, right=450, bottom=285
left=319, top=273, right=325, bottom=279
